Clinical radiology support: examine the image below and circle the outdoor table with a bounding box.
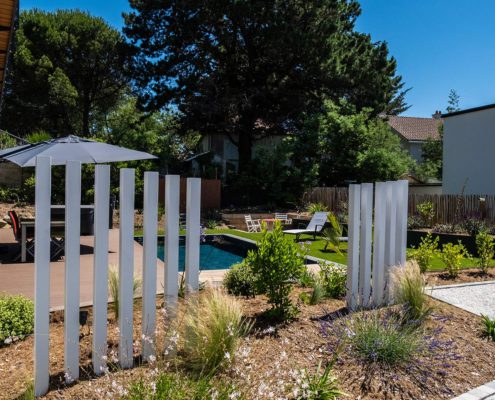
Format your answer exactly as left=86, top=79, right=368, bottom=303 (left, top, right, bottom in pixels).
left=20, top=219, right=65, bottom=262
left=262, top=218, right=278, bottom=230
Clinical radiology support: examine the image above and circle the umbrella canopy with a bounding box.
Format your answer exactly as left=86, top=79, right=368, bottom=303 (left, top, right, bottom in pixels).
left=0, top=135, right=157, bottom=167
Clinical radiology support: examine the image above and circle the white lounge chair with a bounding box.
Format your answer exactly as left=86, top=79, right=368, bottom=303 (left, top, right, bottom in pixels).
left=283, top=211, right=328, bottom=240
left=245, top=215, right=261, bottom=232
left=275, top=213, right=292, bottom=225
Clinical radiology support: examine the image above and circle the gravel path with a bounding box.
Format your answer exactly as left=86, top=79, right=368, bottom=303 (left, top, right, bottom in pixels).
left=429, top=281, right=495, bottom=318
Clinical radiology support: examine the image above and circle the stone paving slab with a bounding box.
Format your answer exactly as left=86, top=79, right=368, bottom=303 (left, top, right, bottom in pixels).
left=452, top=381, right=495, bottom=399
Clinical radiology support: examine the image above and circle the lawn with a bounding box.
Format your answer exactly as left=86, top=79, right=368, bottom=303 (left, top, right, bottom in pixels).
left=206, top=228, right=490, bottom=272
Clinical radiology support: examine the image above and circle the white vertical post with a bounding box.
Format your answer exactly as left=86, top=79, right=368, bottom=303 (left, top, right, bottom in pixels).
left=34, top=156, right=51, bottom=397
left=346, top=184, right=361, bottom=310
left=185, top=178, right=201, bottom=293
left=384, top=181, right=398, bottom=302
left=164, top=175, right=180, bottom=325
left=359, top=183, right=373, bottom=307
left=119, top=168, right=135, bottom=369
left=64, top=161, right=81, bottom=383
left=372, top=182, right=387, bottom=306
left=395, top=180, right=409, bottom=266
left=141, top=171, right=159, bottom=362
left=92, top=165, right=110, bottom=375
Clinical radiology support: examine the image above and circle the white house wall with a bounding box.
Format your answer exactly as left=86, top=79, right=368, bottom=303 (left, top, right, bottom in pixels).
left=443, top=108, right=495, bottom=194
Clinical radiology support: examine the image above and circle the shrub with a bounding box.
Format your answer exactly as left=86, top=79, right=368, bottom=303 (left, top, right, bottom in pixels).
left=416, top=201, right=435, bottom=227
left=205, top=219, right=218, bottom=229
left=295, top=361, right=343, bottom=400
left=390, top=262, right=433, bottom=326
left=481, top=315, right=495, bottom=341
left=440, top=242, right=470, bottom=277
left=299, top=279, right=326, bottom=306
left=412, top=233, right=439, bottom=273
left=476, top=231, right=494, bottom=273
left=345, top=312, right=422, bottom=365
left=125, top=371, right=240, bottom=400
left=247, top=221, right=306, bottom=320
left=307, top=202, right=328, bottom=214
left=322, top=212, right=343, bottom=254
left=223, top=262, right=257, bottom=298
left=298, top=268, right=317, bottom=288
left=319, top=262, right=347, bottom=299
left=407, top=215, right=423, bottom=230
left=0, top=294, right=34, bottom=343
left=183, top=290, right=252, bottom=374
left=108, top=267, right=141, bottom=320
left=463, top=217, right=487, bottom=237
left=432, top=223, right=464, bottom=234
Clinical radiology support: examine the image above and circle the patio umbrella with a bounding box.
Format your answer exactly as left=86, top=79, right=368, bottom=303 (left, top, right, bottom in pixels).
left=0, top=135, right=157, bottom=167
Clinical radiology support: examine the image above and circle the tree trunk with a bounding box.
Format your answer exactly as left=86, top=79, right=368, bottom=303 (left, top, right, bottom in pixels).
left=237, top=131, right=252, bottom=174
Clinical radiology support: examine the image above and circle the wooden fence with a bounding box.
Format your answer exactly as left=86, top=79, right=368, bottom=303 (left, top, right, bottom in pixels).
left=304, top=187, right=495, bottom=224
left=159, top=177, right=220, bottom=212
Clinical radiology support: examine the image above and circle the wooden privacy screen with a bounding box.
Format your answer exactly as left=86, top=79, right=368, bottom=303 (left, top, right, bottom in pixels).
left=159, top=177, right=221, bottom=211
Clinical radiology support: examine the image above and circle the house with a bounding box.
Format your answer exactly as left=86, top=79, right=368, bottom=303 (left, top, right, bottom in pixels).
left=386, top=113, right=442, bottom=162
left=442, top=103, right=495, bottom=195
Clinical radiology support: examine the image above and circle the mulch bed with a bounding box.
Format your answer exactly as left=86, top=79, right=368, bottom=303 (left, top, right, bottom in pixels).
left=1, top=289, right=495, bottom=399
left=426, top=268, right=495, bottom=286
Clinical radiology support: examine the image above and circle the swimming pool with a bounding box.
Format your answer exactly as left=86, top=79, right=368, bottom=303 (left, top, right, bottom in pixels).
left=135, top=234, right=256, bottom=271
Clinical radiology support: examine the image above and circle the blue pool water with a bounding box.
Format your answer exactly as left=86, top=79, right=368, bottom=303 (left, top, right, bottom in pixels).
left=137, top=235, right=256, bottom=271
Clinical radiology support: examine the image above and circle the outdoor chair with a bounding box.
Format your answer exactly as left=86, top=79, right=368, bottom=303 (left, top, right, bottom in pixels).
left=283, top=211, right=328, bottom=241
left=275, top=213, right=292, bottom=225
left=8, top=210, right=35, bottom=261
left=245, top=215, right=261, bottom=232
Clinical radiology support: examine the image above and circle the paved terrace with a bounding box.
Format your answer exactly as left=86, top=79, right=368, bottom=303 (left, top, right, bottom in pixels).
left=0, top=228, right=227, bottom=310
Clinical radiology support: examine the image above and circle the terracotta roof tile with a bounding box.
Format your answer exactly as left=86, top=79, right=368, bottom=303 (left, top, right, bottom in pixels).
left=387, top=115, right=442, bottom=142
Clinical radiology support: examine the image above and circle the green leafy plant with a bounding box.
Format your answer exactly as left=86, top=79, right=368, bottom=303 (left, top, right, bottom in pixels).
left=440, top=242, right=470, bottom=278
left=298, top=268, right=317, bottom=288
left=319, top=262, right=347, bottom=299
left=463, top=217, right=487, bottom=237
left=416, top=201, right=435, bottom=227
left=223, top=262, right=257, bottom=298
left=299, top=279, right=326, bottom=306
left=346, top=311, right=422, bottom=365
left=476, top=231, right=494, bottom=274
left=295, top=361, right=344, bottom=400
left=125, top=371, right=241, bottom=400
left=307, top=202, right=328, bottom=214
left=391, top=262, right=433, bottom=326
left=322, top=212, right=343, bottom=254
left=482, top=314, right=495, bottom=341
left=412, top=233, right=439, bottom=273
left=183, top=290, right=252, bottom=374
left=0, top=294, right=34, bottom=343
left=247, top=221, right=306, bottom=320
left=108, top=267, right=141, bottom=320
left=205, top=219, right=218, bottom=229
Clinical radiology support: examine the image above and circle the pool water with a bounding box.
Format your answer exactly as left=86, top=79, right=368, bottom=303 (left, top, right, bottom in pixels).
left=138, top=235, right=256, bottom=271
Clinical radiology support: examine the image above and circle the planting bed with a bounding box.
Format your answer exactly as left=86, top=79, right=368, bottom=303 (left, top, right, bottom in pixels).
left=1, top=289, right=495, bottom=399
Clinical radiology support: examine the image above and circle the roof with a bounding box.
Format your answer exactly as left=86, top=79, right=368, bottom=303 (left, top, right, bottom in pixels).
left=387, top=115, right=441, bottom=142
left=0, top=0, right=18, bottom=108
left=442, top=103, right=495, bottom=118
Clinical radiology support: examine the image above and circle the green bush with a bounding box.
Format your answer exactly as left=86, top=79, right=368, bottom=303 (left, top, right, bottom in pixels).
left=416, top=201, right=435, bottom=227
left=476, top=231, right=494, bottom=274
left=482, top=315, right=495, bottom=341
left=125, top=371, right=240, bottom=400
left=205, top=219, right=218, bottom=229
left=319, top=262, right=347, bottom=299
left=412, top=233, right=439, bottom=273
left=0, top=294, right=34, bottom=343
left=440, top=242, right=470, bottom=278
left=223, top=262, right=257, bottom=298
left=298, top=268, right=317, bottom=288
left=307, top=202, right=328, bottom=214
left=183, top=290, right=252, bottom=374
left=391, top=262, right=433, bottom=326
left=295, top=361, right=343, bottom=400
left=247, top=221, right=306, bottom=320
left=346, top=311, right=422, bottom=365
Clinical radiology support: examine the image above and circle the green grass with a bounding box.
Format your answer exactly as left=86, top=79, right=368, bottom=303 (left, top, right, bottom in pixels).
left=134, top=227, right=490, bottom=272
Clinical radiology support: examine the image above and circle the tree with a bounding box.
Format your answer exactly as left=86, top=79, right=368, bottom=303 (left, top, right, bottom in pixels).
left=415, top=123, right=443, bottom=181
left=1, top=10, right=129, bottom=137
left=313, top=100, right=412, bottom=185
left=124, top=0, right=408, bottom=173
left=446, top=89, right=460, bottom=113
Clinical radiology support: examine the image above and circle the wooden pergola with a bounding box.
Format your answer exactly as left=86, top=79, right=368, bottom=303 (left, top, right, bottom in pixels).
left=0, top=0, right=19, bottom=107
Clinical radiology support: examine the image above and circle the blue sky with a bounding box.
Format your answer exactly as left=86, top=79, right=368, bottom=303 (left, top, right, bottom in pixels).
left=22, top=0, right=495, bottom=117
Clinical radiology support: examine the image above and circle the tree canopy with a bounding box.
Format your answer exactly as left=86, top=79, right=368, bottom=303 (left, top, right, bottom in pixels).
left=124, top=0, right=409, bottom=172
left=1, top=9, right=130, bottom=137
